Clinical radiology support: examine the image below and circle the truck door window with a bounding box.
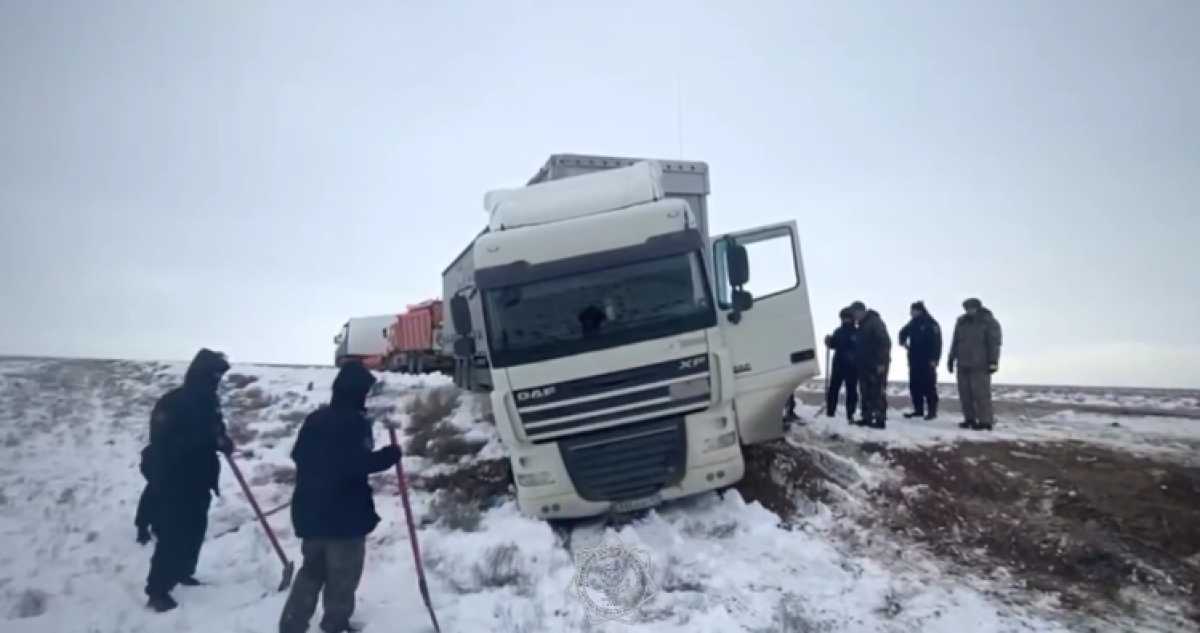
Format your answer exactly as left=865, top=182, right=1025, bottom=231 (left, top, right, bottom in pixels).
left=714, top=228, right=799, bottom=307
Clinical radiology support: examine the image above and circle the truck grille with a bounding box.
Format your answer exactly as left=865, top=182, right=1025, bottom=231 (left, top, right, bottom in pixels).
left=558, top=417, right=686, bottom=501
left=513, top=354, right=711, bottom=444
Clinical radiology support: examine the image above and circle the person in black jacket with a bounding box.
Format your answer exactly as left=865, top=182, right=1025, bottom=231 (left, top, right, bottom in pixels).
left=898, top=301, right=943, bottom=420
left=144, top=348, right=233, bottom=613
left=824, top=308, right=859, bottom=422
left=279, top=361, right=401, bottom=633
left=849, top=301, right=891, bottom=429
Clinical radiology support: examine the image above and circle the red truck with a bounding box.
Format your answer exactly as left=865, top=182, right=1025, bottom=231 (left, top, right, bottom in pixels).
left=384, top=300, right=455, bottom=374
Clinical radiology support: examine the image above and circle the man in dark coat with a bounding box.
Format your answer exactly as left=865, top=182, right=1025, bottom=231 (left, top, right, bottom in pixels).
left=898, top=301, right=943, bottom=420
left=144, top=348, right=233, bottom=612
left=824, top=307, right=859, bottom=422
left=948, top=298, right=1003, bottom=430
left=279, top=361, right=401, bottom=633
left=848, top=301, right=891, bottom=429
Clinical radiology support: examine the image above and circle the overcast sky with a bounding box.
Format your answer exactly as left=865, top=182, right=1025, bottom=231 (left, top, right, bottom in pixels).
left=2, top=1, right=1197, bottom=388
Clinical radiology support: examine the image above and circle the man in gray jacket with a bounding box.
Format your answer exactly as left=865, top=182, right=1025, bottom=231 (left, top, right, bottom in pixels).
left=947, top=298, right=1002, bottom=430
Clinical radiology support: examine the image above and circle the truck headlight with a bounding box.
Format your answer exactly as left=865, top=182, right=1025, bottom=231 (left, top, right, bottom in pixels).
left=516, top=471, right=556, bottom=487
left=703, top=431, right=737, bottom=453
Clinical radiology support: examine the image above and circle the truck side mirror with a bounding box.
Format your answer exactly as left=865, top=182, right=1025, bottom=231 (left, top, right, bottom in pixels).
left=453, top=336, right=476, bottom=357
left=732, top=289, right=753, bottom=312
left=728, top=289, right=754, bottom=323
left=449, top=295, right=472, bottom=334
left=727, top=243, right=750, bottom=287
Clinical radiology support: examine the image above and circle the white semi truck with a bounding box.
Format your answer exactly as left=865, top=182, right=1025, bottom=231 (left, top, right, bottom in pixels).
left=443, top=154, right=817, bottom=519
left=333, top=314, right=395, bottom=369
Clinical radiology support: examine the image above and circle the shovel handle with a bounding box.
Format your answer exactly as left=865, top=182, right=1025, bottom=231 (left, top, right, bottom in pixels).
left=387, top=427, right=441, bottom=633
left=387, top=427, right=405, bottom=498
left=224, top=453, right=289, bottom=566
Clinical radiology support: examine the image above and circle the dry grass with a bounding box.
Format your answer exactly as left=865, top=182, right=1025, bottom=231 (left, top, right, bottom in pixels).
left=407, top=387, right=461, bottom=429
left=272, top=465, right=296, bottom=485
left=474, top=543, right=525, bottom=589
left=225, top=386, right=275, bottom=412
left=403, top=387, right=486, bottom=464
left=10, top=589, right=48, bottom=619
left=227, top=419, right=259, bottom=445
left=224, top=373, right=259, bottom=390
left=425, top=490, right=483, bottom=532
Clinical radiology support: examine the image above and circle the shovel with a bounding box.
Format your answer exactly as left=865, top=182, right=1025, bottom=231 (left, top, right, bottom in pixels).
left=385, top=423, right=442, bottom=633
left=224, top=452, right=296, bottom=591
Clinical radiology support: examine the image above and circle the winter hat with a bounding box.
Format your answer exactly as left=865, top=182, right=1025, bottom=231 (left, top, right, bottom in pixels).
left=848, top=301, right=866, bottom=312
left=911, top=301, right=927, bottom=313
left=838, top=307, right=852, bottom=320
left=962, top=298, right=983, bottom=310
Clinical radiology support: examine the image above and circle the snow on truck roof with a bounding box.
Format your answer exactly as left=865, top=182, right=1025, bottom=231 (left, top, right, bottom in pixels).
left=483, top=160, right=664, bottom=232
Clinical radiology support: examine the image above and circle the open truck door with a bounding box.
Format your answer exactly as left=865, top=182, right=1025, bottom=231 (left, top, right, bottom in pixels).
left=712, top=221, right=818, bottom=444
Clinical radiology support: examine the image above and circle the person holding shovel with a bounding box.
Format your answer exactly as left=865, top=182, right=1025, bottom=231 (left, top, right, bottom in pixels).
left=279, top=361, right=401, bottom=633
left=143, top=348, right=233, bottom=613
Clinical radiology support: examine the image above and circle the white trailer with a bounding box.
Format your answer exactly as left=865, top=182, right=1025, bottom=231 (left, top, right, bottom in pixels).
left=333, top=314, right=395, bottom=369
left=443, top=154, right=817, bottom=519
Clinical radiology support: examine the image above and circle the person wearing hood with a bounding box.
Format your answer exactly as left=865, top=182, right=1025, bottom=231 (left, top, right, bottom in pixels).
left=948, top=298, right=1003, bottom=430
left=848, top=301, right=891, bottom=428
left=143, top=348, right=233, bottom=613
left=898, top=301, right=943, bottom=420
left=279, top=361, right=401, bottom=633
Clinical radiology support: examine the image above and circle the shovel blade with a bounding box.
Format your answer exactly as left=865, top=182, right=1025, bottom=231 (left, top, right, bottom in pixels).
left=279, top=560, right=296, bottom=592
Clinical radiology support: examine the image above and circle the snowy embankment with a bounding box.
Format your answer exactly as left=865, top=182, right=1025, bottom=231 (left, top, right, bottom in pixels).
left=799, top=379, right=1200, bottom=419
left=0, top=358, right=1195, bottom=632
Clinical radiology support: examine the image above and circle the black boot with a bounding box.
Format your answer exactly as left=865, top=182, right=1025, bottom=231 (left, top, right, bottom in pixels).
left=958, top=419, right=977, bottom=430
left=178, top=576, right=203, bottom=587
left=871, top=417, right=887, bottom=429
left=977, top=422, right=993, bottom=431
left=902, top=411, right=922, bottom=419
left=147, top=593, right=178, bottom=613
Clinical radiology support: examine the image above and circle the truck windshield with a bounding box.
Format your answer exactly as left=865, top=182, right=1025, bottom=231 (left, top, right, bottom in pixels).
left=483, top=252, right=715, bottom=367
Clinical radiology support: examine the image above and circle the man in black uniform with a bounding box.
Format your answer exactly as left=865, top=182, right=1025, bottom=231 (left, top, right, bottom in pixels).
left=144, top=348, right=233, bottom=612
left=898, top=301, right=943, bottom=420
left=848, top=301, right=891, bottom=429
left=824, top=307, right=859, bottom=422
left=279, top=361, right=401, bottom=633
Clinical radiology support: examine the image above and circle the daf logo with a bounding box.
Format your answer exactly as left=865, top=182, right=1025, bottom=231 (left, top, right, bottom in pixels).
left=678, top=356, right=707, bottom=371
left=516, top=386, right=556, bottom=402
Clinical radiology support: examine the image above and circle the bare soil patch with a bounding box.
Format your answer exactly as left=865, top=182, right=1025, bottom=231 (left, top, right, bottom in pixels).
left=873, top=441, right=1200, bottom=621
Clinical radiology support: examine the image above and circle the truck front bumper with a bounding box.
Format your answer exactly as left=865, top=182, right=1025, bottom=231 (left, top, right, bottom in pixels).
left=511, top=413, right=746, bottom=520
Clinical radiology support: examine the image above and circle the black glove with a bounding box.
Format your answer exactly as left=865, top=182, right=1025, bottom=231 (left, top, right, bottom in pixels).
left=136, top=525, right=152, bottom=545
left=988, top=363, right=998, bottom=374
left=947, top=359, right=956, bottom=374
left=824, top=335, right=833, bottom=348
left=216, top=435, right=234, bottom=456
left=377, top=444, right=402, bottom=465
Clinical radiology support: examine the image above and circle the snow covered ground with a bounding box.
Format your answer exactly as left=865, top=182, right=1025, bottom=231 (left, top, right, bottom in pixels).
left=799, top=380, right=1200, bottom=418
left=0, top=358, right=1195, bottom=632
